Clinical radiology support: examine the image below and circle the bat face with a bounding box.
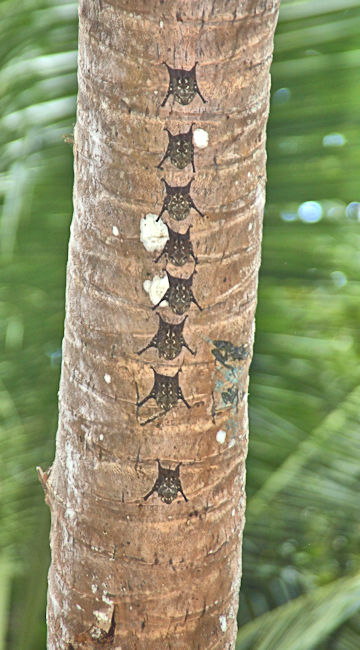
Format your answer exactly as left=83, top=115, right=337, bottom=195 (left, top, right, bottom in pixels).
left=172, top=72, right=198, bottom=105
left=158, top=474, right=181, bottom=503
left=167, top=229, right=194, bottom=266
left=138, top=315, right=194, bottom=361
left=157, top=126, right=195, bottom=172
left=159, top=178, right=203, bottom=221
left=156, top=227, right=195, bottom=267
left=154, top=373, right=179, bottom=410
left=167, top=192, right=193, bottom=221
left=157, top=322, right=184, bottom=360
left=161, top=62, right=206, bottom=107
left=168, top=282, right=193, bottom=315
left=168, top=131, right=193, bottom=170
left=144, top=461, right=188, bottom=504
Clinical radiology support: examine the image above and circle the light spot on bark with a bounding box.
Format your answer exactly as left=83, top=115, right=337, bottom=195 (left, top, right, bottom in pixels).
left=154, top=90, right=158, bottom=95
left=228, top=439, right=236, bottom=449
left=65, top=507, right=76, bottom=520
left=219, top=615, right=227, bottom=632
left=99, top=433, right=104, bottom=441
left=232, top=508, right=236, bottom=517
left=94, top=609, right=111, bottom=624
left=248, top=222, right=253, bottom=231
left=112, top=225, right=119, bottom=236
left=143, top=274, right=169, bottom=306
left=159, top=20, right=163, bottom=28
left=216, top=429, right=227, bottom=444
left=140, top=213, right=168, bottom=252
left=102, top=593, right=113, bottom=605
left=92, top=584, right=97, bottom=593
left=193, top=128, right=209, bottom=149
left=104, top=374, right=111, bottom=384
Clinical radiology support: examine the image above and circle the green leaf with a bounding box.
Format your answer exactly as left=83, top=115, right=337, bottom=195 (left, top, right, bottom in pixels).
left=236, top=574, right=360, bottom=650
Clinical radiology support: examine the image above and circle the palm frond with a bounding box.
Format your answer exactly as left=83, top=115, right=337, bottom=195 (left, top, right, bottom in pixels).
left=236, top=574, right=360, bottom=650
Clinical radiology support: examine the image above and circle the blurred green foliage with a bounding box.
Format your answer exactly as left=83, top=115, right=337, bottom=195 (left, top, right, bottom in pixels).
left=0, top=1, right=359, bottom=648
left=0, top=2, right=77, bottom=647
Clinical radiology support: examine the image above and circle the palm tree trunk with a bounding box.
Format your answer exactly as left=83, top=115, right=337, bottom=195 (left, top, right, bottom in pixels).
left=42, top=1, right=280, bottom=647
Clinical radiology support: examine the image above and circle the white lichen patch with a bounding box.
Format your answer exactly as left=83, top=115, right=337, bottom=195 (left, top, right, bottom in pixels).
left=104, top=374, right=111, bottom=384
left=140, top=213, right=168, bottom=252
left=94, top=610, right=111, bottom=625
left=143, top=274, right=169, bottom=306
left=228, top=438, right=236, bottom=449
left=219, top=615, right=227, bottom=632
left=99, top=433, right=104, bottom=441
left=193, top=128, right=209, bottom=149
left=216, top=429, right=227, bottom=444
left=91, top=584, right=97, bottom=594
left=112, top=225, right=119, bottom=236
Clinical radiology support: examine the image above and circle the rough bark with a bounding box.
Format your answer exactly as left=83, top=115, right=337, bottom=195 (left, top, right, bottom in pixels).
left=43, top=1, right=279, bottom=648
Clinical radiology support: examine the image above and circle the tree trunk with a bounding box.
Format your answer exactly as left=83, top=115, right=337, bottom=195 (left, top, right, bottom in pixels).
left=41, top=1, right=279, bottom=648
